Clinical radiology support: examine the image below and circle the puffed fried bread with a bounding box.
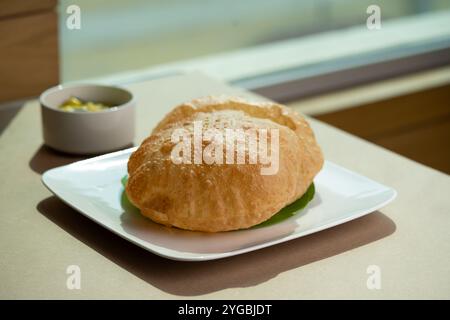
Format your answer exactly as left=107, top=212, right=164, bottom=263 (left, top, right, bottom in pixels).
left=126, top=97, right=323, bottom=232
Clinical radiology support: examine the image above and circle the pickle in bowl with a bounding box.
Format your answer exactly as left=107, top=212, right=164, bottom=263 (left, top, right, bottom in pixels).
left=59, top=96, right=113, bottom=112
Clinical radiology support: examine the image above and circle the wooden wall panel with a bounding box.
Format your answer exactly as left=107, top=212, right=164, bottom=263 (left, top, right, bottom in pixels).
left=315, top=84, right=450, bottom=174
left=0, top=2, right=58, bottom=102
left=373, top=115, right=450, bottom=173
left=0, top=0, right=56, bottom=18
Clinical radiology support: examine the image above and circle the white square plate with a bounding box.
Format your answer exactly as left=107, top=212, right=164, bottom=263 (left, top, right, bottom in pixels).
left=42, top=148, right=396, bottom=261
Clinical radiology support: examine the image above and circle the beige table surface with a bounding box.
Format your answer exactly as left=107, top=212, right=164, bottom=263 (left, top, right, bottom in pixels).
left=1, top=73, right=449, bottom=299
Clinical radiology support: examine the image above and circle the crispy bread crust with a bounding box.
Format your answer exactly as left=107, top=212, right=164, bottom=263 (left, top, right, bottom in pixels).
left=126, top=97, right=323, bottom=232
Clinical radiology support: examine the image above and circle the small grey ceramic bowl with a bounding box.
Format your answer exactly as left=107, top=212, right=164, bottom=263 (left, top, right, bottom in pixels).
left=40, top=84, right=135, bottom=155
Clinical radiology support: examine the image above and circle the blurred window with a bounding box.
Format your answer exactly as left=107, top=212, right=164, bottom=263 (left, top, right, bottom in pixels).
left=59, top=0, right=450, bottom=82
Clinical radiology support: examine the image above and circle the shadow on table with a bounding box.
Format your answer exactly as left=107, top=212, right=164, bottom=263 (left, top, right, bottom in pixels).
left=37, top=196, right=396, bottom=296
left=29, top=145, right=88, bottom=174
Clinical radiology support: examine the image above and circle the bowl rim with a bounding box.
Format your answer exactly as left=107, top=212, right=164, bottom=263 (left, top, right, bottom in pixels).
left=40, top=83, right=135, bottom=115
